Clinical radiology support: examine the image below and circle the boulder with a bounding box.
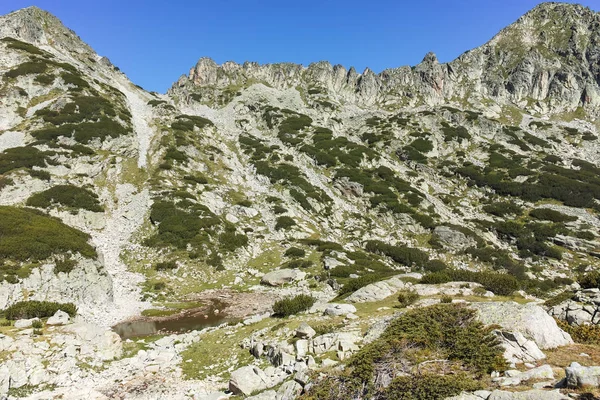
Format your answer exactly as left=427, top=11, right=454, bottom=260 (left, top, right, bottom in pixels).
left=495, top=365, right=554, bottom=386
left=472, top=302, right=573, bottom=349
left=565, top=361, right=600, bottom=388
left=0, top=365, right=9, bottom=397
left=445, top=393, right=488, bottom=400
left=548, top=289, right=600, bottom=326
left=196, top=393, right=229, bottom=400
left=295, top=368, right=311, bottom=386
left=518, top=364, right=554, bottom=381
left=47, top=310, right=71, bottom=326
left=346, top=276, right=409, bottom=303
left=494, top=331, right=546, bottom=364
left=433, top=226, right=476, bottom=251
left=246, top=390, right=276, bottom=400
left=487, top=389, right=569, bottom=399
left=14, top=318, right=40, bottom=329
left=295, top=322, right=316, bottom=339
left=323, top=257, right=343, bottom=270
left=323, top=303, right=356, bottom=316
left=261, top=269, right=306, bottom=286
left=229, top=365, right=270, bottom=396
left=310, top=331, right=361, bottom=354
left=99, top=331, right=123, bottom=360
left=295, top=339, right=308, bottom=357
left=277, top=380, right=303, bottom=400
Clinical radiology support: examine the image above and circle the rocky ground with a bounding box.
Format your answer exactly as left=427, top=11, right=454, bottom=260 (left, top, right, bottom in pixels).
left=1, top=3, right=600, bottom=400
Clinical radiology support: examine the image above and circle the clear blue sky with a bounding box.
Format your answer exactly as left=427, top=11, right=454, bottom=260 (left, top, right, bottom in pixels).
left=1, top=1, right=597, bottom=93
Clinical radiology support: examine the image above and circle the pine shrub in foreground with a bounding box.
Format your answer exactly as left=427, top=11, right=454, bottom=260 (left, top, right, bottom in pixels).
left=301, top=304, right=505, bottom=400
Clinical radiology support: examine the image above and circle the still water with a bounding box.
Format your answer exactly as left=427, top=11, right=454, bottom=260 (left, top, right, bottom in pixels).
left=113, top=307, right=235, bottom=339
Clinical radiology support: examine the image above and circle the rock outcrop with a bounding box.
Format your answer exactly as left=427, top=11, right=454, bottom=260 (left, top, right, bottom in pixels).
left=171, top=3, right=600, bottom=116
left=0, top=260, right=112, bottom=311
left=548, top=288, right=600, bottom=326
left=473, top=302, right=573, bottom=349
left=565, top=361, right=600, bottom=388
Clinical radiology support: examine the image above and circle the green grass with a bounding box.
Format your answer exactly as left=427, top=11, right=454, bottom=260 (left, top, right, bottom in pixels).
left=0, top=146, right=48, bottom=174
left=275, top=216, right=296, bottom=230
left=32, top=118, right=130, bottom=144
left=3, top=300, right=77, bottom=320
left=1, top=37, right=46, bottom=55
left=0, top=206, right=96, bottom=262
left=26, top=185, right=103, bottom=212
left=4, top=61, right=48, bottom=78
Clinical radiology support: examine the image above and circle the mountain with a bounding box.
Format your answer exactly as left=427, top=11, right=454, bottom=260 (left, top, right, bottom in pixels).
left=172, top=3, right=600, bottom=114
left=0, top=3, right=600, bottom=399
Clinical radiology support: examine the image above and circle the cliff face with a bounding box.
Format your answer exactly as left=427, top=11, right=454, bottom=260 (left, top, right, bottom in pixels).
left=171, top=3, right=600, bottom=114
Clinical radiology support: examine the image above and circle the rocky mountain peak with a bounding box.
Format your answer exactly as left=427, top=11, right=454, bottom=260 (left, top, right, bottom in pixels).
left=172, top=3, right=600, bottom=114
left=0, top=5, right=94, bottom=56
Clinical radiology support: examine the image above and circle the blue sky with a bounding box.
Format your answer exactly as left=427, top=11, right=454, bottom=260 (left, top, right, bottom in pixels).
left=1, top=1, right=597, bottom=93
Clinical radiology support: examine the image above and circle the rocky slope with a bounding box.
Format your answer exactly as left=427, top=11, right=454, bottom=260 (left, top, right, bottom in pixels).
left=1, top=3, right=600, bottom=399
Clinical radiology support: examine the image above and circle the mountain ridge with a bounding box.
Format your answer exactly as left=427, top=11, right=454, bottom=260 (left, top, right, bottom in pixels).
left=1, top=3, right=600, bottom=399
left=171, top=2, right=600, bottom=116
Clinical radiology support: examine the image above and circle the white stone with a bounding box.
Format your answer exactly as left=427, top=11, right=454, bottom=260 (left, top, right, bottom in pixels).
left=47, top=310, right=71, bottom=326
left=323, top=303, right=356, bottom=316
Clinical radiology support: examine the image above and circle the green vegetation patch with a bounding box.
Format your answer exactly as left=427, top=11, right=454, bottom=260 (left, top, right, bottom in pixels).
left=0, top=146, right=49, bottom=174
left=171, top=114, right=214, bottom=131
left=146, top=199, right=247, bottom=259
left=456, top=155, right=600, bottom=210
left=441, top=123, right=471, bottom=142
left=32, top=119, right=130, bottom=144
left=365, top=240, right=429, bottom=268
left=1, top=37, right=46, bottom=55
left=3, top=300, right=77, bottom=320
left=31, top=93, right=131, bottom=144
left=483, top=201, right=523, bottom=218
left=272, top=294, right=315, bottom=317
left=421, top=269, right=518, bottom=296
left=0, top=206, right=96, bottom=261
left=26, top=185, right=103, bottom=212
left=36, top=96, right=117, bottom=125
left=275, top=216, right=296, bottom=231
left=4, top=60, right=48, bottom=79
left=335, top=166, right=432, bottom=227
left=529, top=208, right=577, bottom=223
left=304, top=304, right=504, bottom=400
left=557, top=320, right=600, bottom=345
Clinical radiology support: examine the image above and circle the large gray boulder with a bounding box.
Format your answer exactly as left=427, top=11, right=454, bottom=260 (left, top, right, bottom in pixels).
left=487, top=390, right=569, bottom=400
left=65, top=323, right=123, bottom=361
left=295, top=322, right=316, bottom=339
left=432, top=226, right=476, bottom=251
left=261, top=269, right=305, bottom=286
left=323, top=303, right=356, bottom=316
left=494, top=330, right=546, bottom=364
left=14, top=318, right=40, bottom=329
left=277, top=380, right=303, bottom=400
left=0, top=365, right=9, bottom=397
left=472, top=302, right=573, bottom=349
left=47, top=310, right=71, bottom=326
left=229, top=366, right=270, bottom=396
left=246, top=390, right=276, bottom=400
left=495, top=365, right=554, bottom=387
left=565, top=361, right=600, bottom=388
left=446, top=392, right=489, bottom=400
left=547, top=289, right=600, bottom=326
left=346, top=276, right=409, bottom=303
